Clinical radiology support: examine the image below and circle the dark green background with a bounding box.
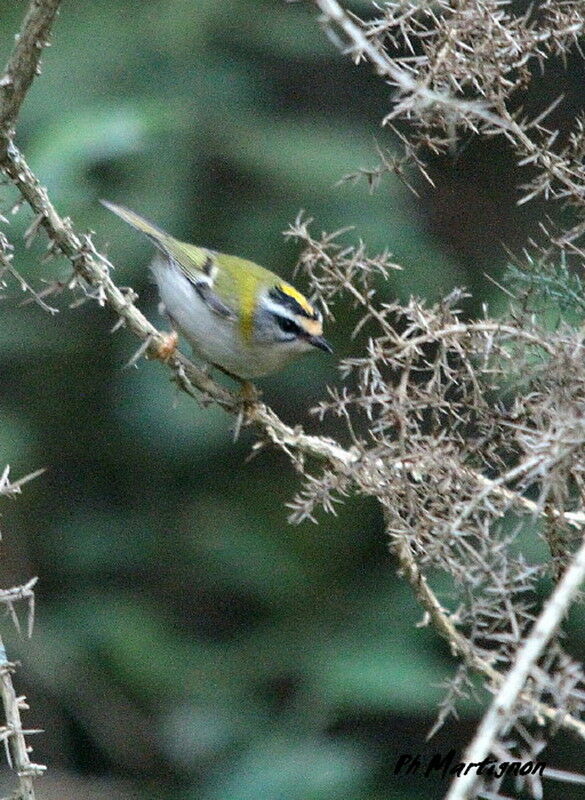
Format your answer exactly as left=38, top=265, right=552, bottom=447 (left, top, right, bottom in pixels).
left=1, top=1, right=583, bottom=799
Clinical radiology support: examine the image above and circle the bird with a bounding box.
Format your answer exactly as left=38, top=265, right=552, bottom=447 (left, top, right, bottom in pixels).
left=101, top=201, right=332, bottom=386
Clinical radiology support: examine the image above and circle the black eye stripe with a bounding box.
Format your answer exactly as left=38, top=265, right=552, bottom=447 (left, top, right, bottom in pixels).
left=269, top=286, right=318, bottom=320
left=275, top=315, right=302, bottom=335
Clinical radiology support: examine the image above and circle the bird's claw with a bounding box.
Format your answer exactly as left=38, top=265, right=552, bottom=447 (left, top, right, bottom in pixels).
left=239, top=380, right=261, bottom=405
left=154, top=330, right=179, bottom=362
left=232, top=381, right=261, bottom=441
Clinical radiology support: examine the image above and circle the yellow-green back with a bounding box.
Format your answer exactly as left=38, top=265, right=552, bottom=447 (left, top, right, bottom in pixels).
left=102, top=200, right=316, bottom=342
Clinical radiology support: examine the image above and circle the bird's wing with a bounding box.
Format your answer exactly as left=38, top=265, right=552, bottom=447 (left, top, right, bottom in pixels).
left=102, top=200, right=235, bottom=319
left=192, top=280, right=235, bottom=319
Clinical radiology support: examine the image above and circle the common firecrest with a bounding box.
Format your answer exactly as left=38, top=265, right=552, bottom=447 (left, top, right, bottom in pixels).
left=102, top=201, right=332, bottom=380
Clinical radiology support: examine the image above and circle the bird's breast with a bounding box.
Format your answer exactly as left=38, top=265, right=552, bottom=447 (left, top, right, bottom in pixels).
left=150, top=257, right=295, bottom=378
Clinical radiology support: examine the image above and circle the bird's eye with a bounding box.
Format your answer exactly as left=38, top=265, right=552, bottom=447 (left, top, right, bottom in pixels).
left=276, top=316, right=301, bottom=336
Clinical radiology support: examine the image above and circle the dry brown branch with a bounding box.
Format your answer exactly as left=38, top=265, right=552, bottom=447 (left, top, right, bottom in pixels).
left=446, top=532, right=585, bottom=800
left=0, top=466, right=46, bottom=500
left=1, top=3, right=585, bottom=795
left=312, top=0, right=515, bottom=131
left=314, top=0, right=585, bottom=248
left=0, top=0, right=60, bottom=150
left=0, top=471, right=44, bottom=800
left=0, top=635, right=46, bottom=800
left=389, top=514, right=585, bottom=740
left=0, top=578, right=37, bottom=640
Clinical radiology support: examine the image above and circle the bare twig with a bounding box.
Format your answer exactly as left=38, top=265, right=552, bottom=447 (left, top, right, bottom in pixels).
left=0, top=635, right=46, bottom=800
left=0, top=0, right=61, bottom=146
left=1, top=3, right=585, bottom=784
left=311, top=0, right=585, bottom=243
left=0, top=246, right=58, bottom=313
left=0, top=468, right=44, bottom=800
left=445, top=533, right=585, bottom=800
left=312, top=0, right=515, bottom=131
left=0, top=139, right=361, bottom=471
left=0, top=578, right=38, bottom=639
left=0, top=466, right=46, bottom=499
left=387, top=513, right=585, bottom=741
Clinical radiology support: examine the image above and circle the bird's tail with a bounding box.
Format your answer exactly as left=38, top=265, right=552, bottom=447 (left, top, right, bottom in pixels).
left=101, top=200, right=173, bottom=252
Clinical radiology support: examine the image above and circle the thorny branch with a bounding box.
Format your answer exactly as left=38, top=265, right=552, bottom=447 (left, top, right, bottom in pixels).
left=0, top=468, right=44, bottom=800
left=0, top=631, right=45, bottom=800
left=446, top=531, right=585, bottom=800
left=1, top=3, right=585, bottom=798
left=313, top=0, right=516, bottom=131
left=389, top=518, right=585, bottom=741
left=307, top=1, right=585, bottom=789
left=0, top=0, right=60, bottom=155
left=315, top=0, right=585, bottom=246
left=287, top=222, right=585, bottom=760
left=0, top=466, right=45, bottom=500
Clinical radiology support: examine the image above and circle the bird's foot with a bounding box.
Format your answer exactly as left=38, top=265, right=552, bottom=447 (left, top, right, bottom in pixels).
left=239, top=380, right=261, bottom=405
left=232, top=381, right=261, bottom=441
left=154, top=330, right=179, bottom=362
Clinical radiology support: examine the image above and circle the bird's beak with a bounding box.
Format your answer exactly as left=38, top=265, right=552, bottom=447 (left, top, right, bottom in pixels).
left=308, top=334, right=333, bottom=353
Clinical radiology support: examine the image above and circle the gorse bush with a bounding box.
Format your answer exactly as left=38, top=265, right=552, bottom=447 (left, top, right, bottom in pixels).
left=1, top=2, right=585, bottom=800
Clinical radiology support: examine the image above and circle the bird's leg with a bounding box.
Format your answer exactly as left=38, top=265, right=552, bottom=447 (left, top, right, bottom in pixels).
left=211, top=365, right=261, bottom=406
left=238, top=380, right=260, bottom=404
left=153, top=312, right=180, bottom=362
left=231, top=379, right=260, bottom=442
left=153, top=329, right=179, bottom=362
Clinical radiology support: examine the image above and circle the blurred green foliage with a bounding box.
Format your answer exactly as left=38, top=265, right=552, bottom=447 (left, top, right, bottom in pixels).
left=1, top=1, right=584, bottom=799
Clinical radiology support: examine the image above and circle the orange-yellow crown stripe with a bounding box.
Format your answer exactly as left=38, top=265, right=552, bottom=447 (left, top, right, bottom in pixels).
left=278, top=282, right=314, bottom=317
